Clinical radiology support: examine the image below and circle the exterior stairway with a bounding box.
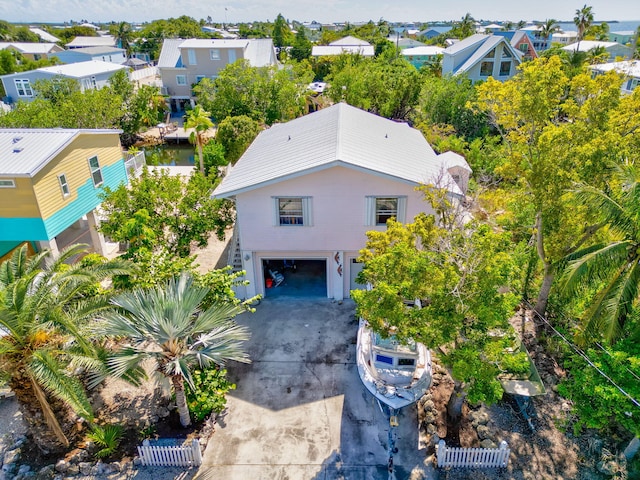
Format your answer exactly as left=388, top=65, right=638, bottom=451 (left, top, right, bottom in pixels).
left=228, top=228, right=242, bottom=273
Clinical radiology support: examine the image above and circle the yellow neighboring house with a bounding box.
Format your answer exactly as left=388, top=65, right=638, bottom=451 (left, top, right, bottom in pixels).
left=0, top=129, right=128, bottom=258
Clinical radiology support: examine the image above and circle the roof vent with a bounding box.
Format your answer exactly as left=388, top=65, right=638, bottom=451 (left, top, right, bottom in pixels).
left=13, top=147, right=23, bottom=153
left=12, top=136, right=22, bottom=143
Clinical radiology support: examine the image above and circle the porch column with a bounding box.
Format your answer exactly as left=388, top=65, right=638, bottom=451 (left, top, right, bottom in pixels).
left=86, top=210, right=107, bottom=256
left=331, top=251, right=345, bottom=301
left=37, top=238, right=59, bottom=257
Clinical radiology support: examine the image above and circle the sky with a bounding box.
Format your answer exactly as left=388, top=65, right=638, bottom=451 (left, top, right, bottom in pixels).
left=1, top=0, right=639, bottom=25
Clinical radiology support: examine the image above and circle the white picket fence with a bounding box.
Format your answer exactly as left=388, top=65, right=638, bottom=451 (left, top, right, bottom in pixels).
left=130, top=66, right=159, bottom=82
left=437, top=440, right=510, bottom=468
left=137, top=439, right=202, bottom=467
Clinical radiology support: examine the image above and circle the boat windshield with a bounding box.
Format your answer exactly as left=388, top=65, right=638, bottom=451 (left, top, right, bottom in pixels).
left=373, top=333, right=417, bottom=353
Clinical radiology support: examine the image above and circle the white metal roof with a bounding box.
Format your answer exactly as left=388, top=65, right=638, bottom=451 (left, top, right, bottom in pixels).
left=444, top=34, right=489, bottom=55
left=5, top=42, right=60, bottom=54
left=179, top=39, right=249, bottom=49
left=562, top=40, right=619, bottom=52
left=62, top=46, right=126, bottom=55
left=590, top=60, right=640, bottom=77
left=157, top=39, right=184, bottom=68
left=244, top=39, right=278, bottom=67
left=36, top=60, right=127, bottom=78
left=438, top=151, right=472, bottom=171
left=29, top=27, right=60, bottom=43
left=401, top=46, right=444, bottom=56
left=329, top=36, right=371, bottom=46
left=0, top=129, right=121, bottom=177
left=66, top=36, right=116, bottom=48
left=213, top=103, right=466, bottom=198
left=312, top=45, right=375, bottom=56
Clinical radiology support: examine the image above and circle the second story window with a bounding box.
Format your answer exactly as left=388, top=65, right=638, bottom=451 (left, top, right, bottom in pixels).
left=14, top=79, right=33, bottom=97
left=88, top=156, right=103, bottom=187
left=0, top=178, right=16, bottom=188
left=176, top=75, right=187, bottom=86
left=210, top=49, right=220, bottom=60
left=275, top=197, right=312, bottom=226
left=480, top=61, right=493, bottom=77
left=366, top=196, right=407, bottom=226
left=499, top=61, right=511, bottom=76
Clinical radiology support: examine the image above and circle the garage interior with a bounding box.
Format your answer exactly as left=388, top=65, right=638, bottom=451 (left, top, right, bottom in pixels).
left=262, top=259, right=327, bottom=297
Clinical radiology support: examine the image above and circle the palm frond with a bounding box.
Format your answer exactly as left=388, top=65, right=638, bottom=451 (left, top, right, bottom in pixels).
left=561, top=241, right=632, bottom=296
left=106, top=346, right=153, bottom=385
left=29, top=349, right=93, bottom=420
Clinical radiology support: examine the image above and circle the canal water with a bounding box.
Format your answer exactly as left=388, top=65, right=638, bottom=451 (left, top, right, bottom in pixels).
left=143, top=144, right=195, bottom=167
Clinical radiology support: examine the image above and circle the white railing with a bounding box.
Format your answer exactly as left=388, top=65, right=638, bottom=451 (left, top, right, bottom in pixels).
left=124, top=151, right=146, bottom=179
left=137, top=439, right=202, bottom=467
left=436, top=440, right=510, bottom=468
left=130, top=66, right=159, bottom=82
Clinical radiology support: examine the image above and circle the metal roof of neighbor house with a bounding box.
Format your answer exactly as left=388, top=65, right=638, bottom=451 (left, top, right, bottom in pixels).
left=213, top=103, right=468, bottom=198
left=448, top=35, right=522, bottom=74
left=66, top=36, right=116, bottom=48
left=444, top=34, right=489, bottom=55
left=0, top=129, right=121, bottom=177
left=244, top=39, right=278, bottom=67
left=311, top=45, right=375, bottom=56
left=438, top=151, right=472, bottom=171
left=29, top=28, right=60, bottom=43
left=157, top=39, right=184, bottom=68
left=401, top=46, right=445, bottom=56
left=179, top=39, right=250, bottom=49
left=329, top=36, right=371, bottom=46
left=4, top=42, right=60, bottom=54
left=562, top=40, right=620, bottom=52
left=63, top=46, right=126, bottom=55
left=36, top=60, right=127, bottom=78
left=590, top=60, right=640, bottom=77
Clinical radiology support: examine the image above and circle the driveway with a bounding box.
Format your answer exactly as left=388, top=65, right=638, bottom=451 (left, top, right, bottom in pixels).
left=200, top=297, right=433, bottom=479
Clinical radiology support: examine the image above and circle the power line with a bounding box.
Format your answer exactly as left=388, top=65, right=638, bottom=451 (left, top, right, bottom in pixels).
left=525, top=302, right=640, bottom=410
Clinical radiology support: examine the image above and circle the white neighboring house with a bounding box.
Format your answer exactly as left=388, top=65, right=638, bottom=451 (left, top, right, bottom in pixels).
left=561, top=41, right=632, bottom=61
left=0, top=61, right=128, bottom=104
left=50, top=46, right=127, bottom=65
left=66, top=36, right=117, bottom=49
left=29, top=27, right=60, bottom=43
left=213, top=103, right=471, bottom=300
left=312, top=36, right=375, bottom=57
left=551, top=31, right=579, bottom=46
left=0, top=42, right=63, bottom=61
left=442, top=34, right=522, bottom=82
left=590, top=60, right=640, bottom=94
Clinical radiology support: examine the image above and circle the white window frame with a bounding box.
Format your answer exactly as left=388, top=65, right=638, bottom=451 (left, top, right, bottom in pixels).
left=176, top=75, right=187, bottom=86
left=14, top=79, right=33, bottom=97
left=365, top=196, right=407, bottom=226
left=210, top=49, right=220, bottom=60
left=499, top=61, right=511, bottom=76
left=58, top=174, right=70, bottom=197
left=0, top=178, right=16, bottom=188
left=88, top=156, right=103, bottom=187
left=195, top=75, right=206, bottom=83
left=228, top=49, right=237, bottom=63
left=187, top=48, right=197, bottom=65
left=480, top=61, right=493, bottom=77
left=273, top=197, right=312, bottom=226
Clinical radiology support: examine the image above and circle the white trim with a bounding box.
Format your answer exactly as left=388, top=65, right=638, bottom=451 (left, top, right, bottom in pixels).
left=0, top=179, right=16, bottom=188
left=14, top=78, right=33, bottom=97
left=58, top=173, right=70, bottom=197
left=272, top=196, right=313, bottom=226
left=88, top=155, right=103, bottom=187
left=176, top=74, right=187, bottom=86
left=365, top=196, right=407, bottom=226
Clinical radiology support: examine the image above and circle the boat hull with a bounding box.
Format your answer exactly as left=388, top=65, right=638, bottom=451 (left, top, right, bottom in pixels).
left=356, top=319, right=432, bottom=409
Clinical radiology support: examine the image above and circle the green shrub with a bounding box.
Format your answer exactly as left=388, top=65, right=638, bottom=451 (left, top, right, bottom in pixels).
left=87, top=424, right=124, bottom=458
left=185, top=367, right=235, bottom=422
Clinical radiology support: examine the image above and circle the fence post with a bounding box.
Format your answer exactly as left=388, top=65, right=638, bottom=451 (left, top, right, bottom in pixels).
left=437, top=440, right=446, bottom=468
left=192, top=439, right=203, bottom=466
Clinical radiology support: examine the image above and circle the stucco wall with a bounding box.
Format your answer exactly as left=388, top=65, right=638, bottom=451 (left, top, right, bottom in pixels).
left=235, top=165, right=434, bottom=253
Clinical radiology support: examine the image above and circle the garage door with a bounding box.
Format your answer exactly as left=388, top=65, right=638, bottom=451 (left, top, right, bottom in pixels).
left=349, top=259, right=365, bottom=294
left=262, top=259, right=327, bottom=297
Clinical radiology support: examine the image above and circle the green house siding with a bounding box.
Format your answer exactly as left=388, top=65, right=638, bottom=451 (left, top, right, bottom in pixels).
left=43, top=160, right=127, bottom=238
left=0, top=160, right=127, bottom=242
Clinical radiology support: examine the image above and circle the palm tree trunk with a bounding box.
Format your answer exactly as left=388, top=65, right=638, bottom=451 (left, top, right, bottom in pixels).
left=172, top=376, right=192, bottom=427
left=197, top=138, right=205, bottom=175
left=533, top=211, right=554, bottom=317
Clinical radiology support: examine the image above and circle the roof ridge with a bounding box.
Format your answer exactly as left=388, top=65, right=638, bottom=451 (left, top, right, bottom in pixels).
left=335, top=103, right=344, bottom=162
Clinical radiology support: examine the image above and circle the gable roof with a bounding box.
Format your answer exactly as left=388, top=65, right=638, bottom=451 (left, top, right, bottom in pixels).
left=329, top=36, right=370, bottom=46
left=445, top=34, right=522, bottom=75
left=213, top=103, right=468, bottom=198
left=0, top=129, right=121, bottom=177
left=402, top=46, right=444, bottom=56
left=178, top=38, right=249, bottom=49
left=562, top=40, right=621, bottom=52
left=157, top=39, right=184, bottom=68
left=4, top=42, right=61, bottom=54
left=29, top=27, right=60, bottom=43
left=311, top=45, right=375, bottom=56
left=61, top=46, right=126, bottom=55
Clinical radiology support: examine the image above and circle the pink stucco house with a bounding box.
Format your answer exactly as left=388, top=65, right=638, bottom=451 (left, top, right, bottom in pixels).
left=213, top=103, right=471, bottom=300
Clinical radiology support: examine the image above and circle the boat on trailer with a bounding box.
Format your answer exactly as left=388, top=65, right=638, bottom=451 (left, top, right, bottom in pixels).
left=356, top=318, right=432, bottom=409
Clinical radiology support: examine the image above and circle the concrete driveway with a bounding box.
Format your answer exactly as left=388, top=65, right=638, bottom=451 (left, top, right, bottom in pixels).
left=200, top=297, right=433, bottom=479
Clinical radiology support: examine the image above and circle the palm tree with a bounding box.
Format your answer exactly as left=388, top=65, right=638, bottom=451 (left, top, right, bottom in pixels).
left=184, top=105, right=214, bottom=175
left=457, top=13, right=476, bottom=39
left=574, top=4, right=594, bottom=41
left=516, top=20, right=527, bottom=30
left=102, top=273, right=250, bottom=427
left=540, top=19, right=559, bottom=41
left=0, top=244, right=130, bottom=452
left=561, top=163, right=640, bottom=345
left=502, top=21, right=514, bottom=32
left=113, top=21, right=133, bottom=55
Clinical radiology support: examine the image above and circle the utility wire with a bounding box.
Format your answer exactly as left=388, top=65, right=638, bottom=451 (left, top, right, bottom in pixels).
left=524, top=301, right=640, bottom=410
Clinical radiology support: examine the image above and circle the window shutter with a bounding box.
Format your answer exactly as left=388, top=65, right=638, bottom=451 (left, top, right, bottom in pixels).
left=365, top=197, right=375, bottom=226
left=397, top=196, right=407, bottom=223
left=303, top=197, right=313, bottom=226
left=273, top=197, right=279, bottom=226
